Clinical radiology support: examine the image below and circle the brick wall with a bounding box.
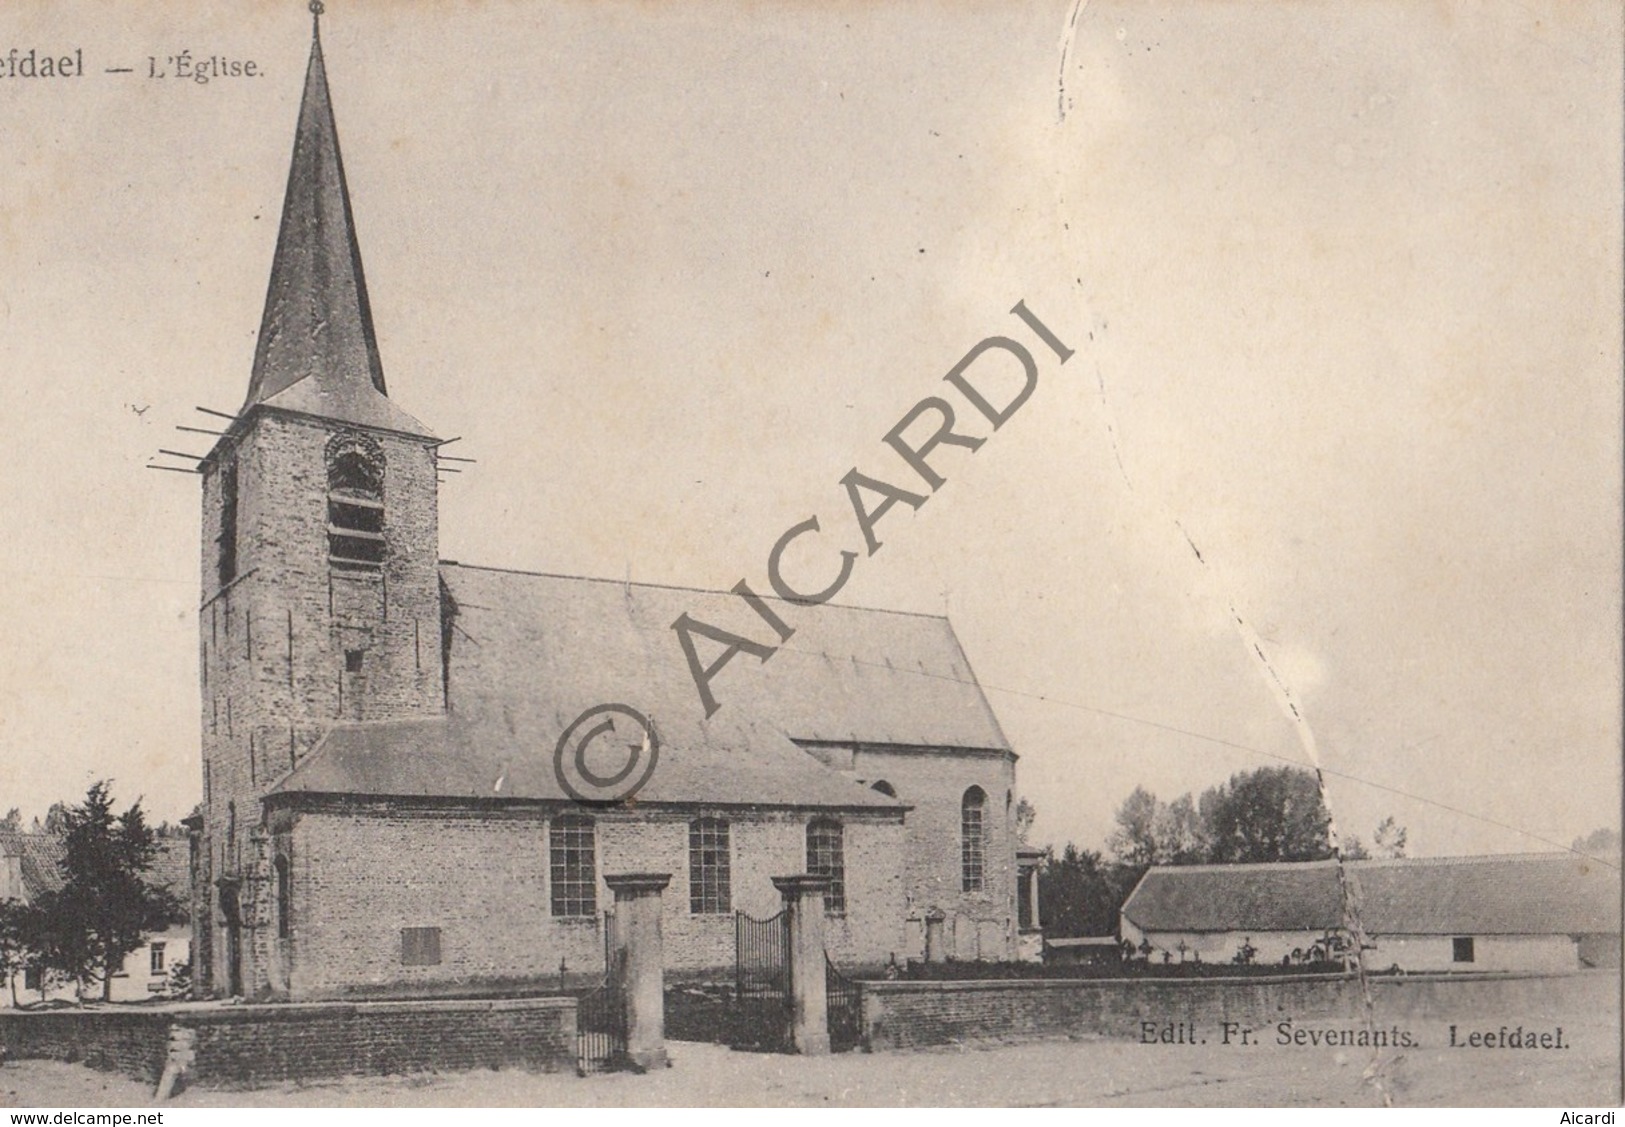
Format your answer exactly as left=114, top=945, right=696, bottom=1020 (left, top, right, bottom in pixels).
left=0, top=997, right=575, bottom=1088
left=184, top=997, right=574, bottom=1084
left=829, top=743, right=1019, bottom=960
left=860, top=969, right=1620, bottom=1051
left=0, top=1010, right=171, bottom=1082
left=279, top=800, right=906, bottom=999
left=197, top=409, right=446, bottom=996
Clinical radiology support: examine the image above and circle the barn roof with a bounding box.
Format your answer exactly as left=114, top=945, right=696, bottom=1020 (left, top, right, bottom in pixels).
left=0, top=831, right=66, bottom=901
left=0, top=834, right=187, bottom=902
left=1121, top=853, right=1621, bottom=937
left=273, top=562, right=1008, bottom=808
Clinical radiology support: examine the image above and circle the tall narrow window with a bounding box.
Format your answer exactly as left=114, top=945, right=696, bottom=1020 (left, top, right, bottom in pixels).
left=688, top=818, right=731, bottom=914
left=326, top=434, right=385, bottom=571
left=806, top=818, right=846, bottom=916
left=150, top=942, right=166, bottom=975
left=274, top=854, right=292, bottom=939
left=217, top=459, right=239, bottom=588
left=961, top=786, right=986, bottom=892
left=1452, top=936, right=1475, bottom=964
left=550, top=814, right=597, bottom=917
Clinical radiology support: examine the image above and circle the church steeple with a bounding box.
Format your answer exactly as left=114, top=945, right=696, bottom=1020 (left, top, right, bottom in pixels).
left=243, top=5, right=431, bottom=438
left=192, top=2, right=445, bottom=1002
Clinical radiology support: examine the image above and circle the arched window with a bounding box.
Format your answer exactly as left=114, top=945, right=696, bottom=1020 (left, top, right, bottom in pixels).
left=688, top=817, right=731, bottom=914
left=870, top=780, right=897, bottom=798
left=217, top=458, right=239, bottom=588
left=806, top=818, right=846, bottom=916
left=326, top=433, right=385, bottom=571
left=274, top=854, right=292, bottom=939
left=961, top=786, right=986, bottom=892
left=550, top=814, right=597, bottom=917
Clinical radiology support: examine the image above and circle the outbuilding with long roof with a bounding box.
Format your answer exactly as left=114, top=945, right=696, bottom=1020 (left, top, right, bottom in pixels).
left=1119, top=853, right=1622, bottom=973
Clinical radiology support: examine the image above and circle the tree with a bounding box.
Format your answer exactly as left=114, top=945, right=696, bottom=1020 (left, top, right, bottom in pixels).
left=1038, top=843, right=1136, bottom=937
left=1014, top=797, right=1037, bottom=844
left=0, top=808, right=21, bottom=833
left=1372, top=816, right=1408, bottom=859
left=1107, top=786, right=1161, bottom=867
left=164, top=958, right=192, bottom=1000
left=1199, top=767, right=1334, bottom=864
left=1152, top=793, right=1207, bottom=865
left=38, top=782, right=183, bottom=1002
left=18, top=889, right=97, bottom=998
left=42, top=802, right=70, bottom=835
left=0, top=898, right=27, bottom=1006
left=1109, top=787, right=1208, bottom=867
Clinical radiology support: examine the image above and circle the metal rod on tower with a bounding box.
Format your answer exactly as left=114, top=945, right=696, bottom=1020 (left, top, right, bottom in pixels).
left=147, top=464, right=201, bottom=475
left=436, top=455, right=477, bottom=463
left=195, top=406, right=240, bottom=422
left=177, top=425, right=228, bottom=437
left=159, top=449, right=205, bottom=461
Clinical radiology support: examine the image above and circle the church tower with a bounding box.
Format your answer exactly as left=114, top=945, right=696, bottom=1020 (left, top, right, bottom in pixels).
left=192, top=9, right=444, bottom=997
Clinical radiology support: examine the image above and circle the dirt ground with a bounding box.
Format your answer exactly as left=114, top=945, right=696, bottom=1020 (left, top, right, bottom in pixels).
left=4, top=1012, right=1620, bottom=1109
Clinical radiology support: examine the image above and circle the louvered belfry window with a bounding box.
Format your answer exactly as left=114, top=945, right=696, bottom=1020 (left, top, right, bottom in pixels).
left=326, top=433, right=385, bottom=570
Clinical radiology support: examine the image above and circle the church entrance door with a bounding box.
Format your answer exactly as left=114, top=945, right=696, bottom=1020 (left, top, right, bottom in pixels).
left=217, top=878, right=244, bottom=998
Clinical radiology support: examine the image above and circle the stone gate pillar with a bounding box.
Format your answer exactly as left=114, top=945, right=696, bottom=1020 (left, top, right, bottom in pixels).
left=772, top=874, right=830, bottom=1056
left=604, top=872, right=672, bottom=1071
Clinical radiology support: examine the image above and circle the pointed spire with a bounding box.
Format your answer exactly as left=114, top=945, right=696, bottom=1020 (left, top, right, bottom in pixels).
left=242, top=6, right=430, bottom=437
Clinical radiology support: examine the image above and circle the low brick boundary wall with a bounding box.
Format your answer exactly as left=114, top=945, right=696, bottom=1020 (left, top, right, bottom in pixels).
left=0, top=1009, right=171, bottom=1080
left=0, top=996, right=577, bottom=1088
left=860, top=970, right=1619, bottom=1051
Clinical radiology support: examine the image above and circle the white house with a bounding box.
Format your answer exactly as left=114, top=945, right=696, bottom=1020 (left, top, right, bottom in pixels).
left=107, top=840, right=192, bottom=1003
left=1, top=831, right=191, bottom=1005
left=1120, top=852, right=1621, bottom=973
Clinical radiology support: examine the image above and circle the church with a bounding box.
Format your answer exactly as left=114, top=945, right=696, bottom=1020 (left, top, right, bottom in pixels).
left=187, top=12, right=1022, bottom=1001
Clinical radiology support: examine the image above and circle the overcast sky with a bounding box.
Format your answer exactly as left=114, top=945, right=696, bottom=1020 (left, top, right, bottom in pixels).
left=0, top=0, right=1618, bottom=859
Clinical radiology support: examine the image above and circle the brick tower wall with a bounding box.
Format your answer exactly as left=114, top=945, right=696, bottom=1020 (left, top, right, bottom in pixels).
left=196, top=409, right=442, bottom=997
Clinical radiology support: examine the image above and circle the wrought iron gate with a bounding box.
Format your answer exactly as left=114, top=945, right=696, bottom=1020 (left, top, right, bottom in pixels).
left=732, top=909, right=793, bottom=1052
left=575, top=910, right=628, bottom=1075
left=825, top=954, right=862, bottom=1052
